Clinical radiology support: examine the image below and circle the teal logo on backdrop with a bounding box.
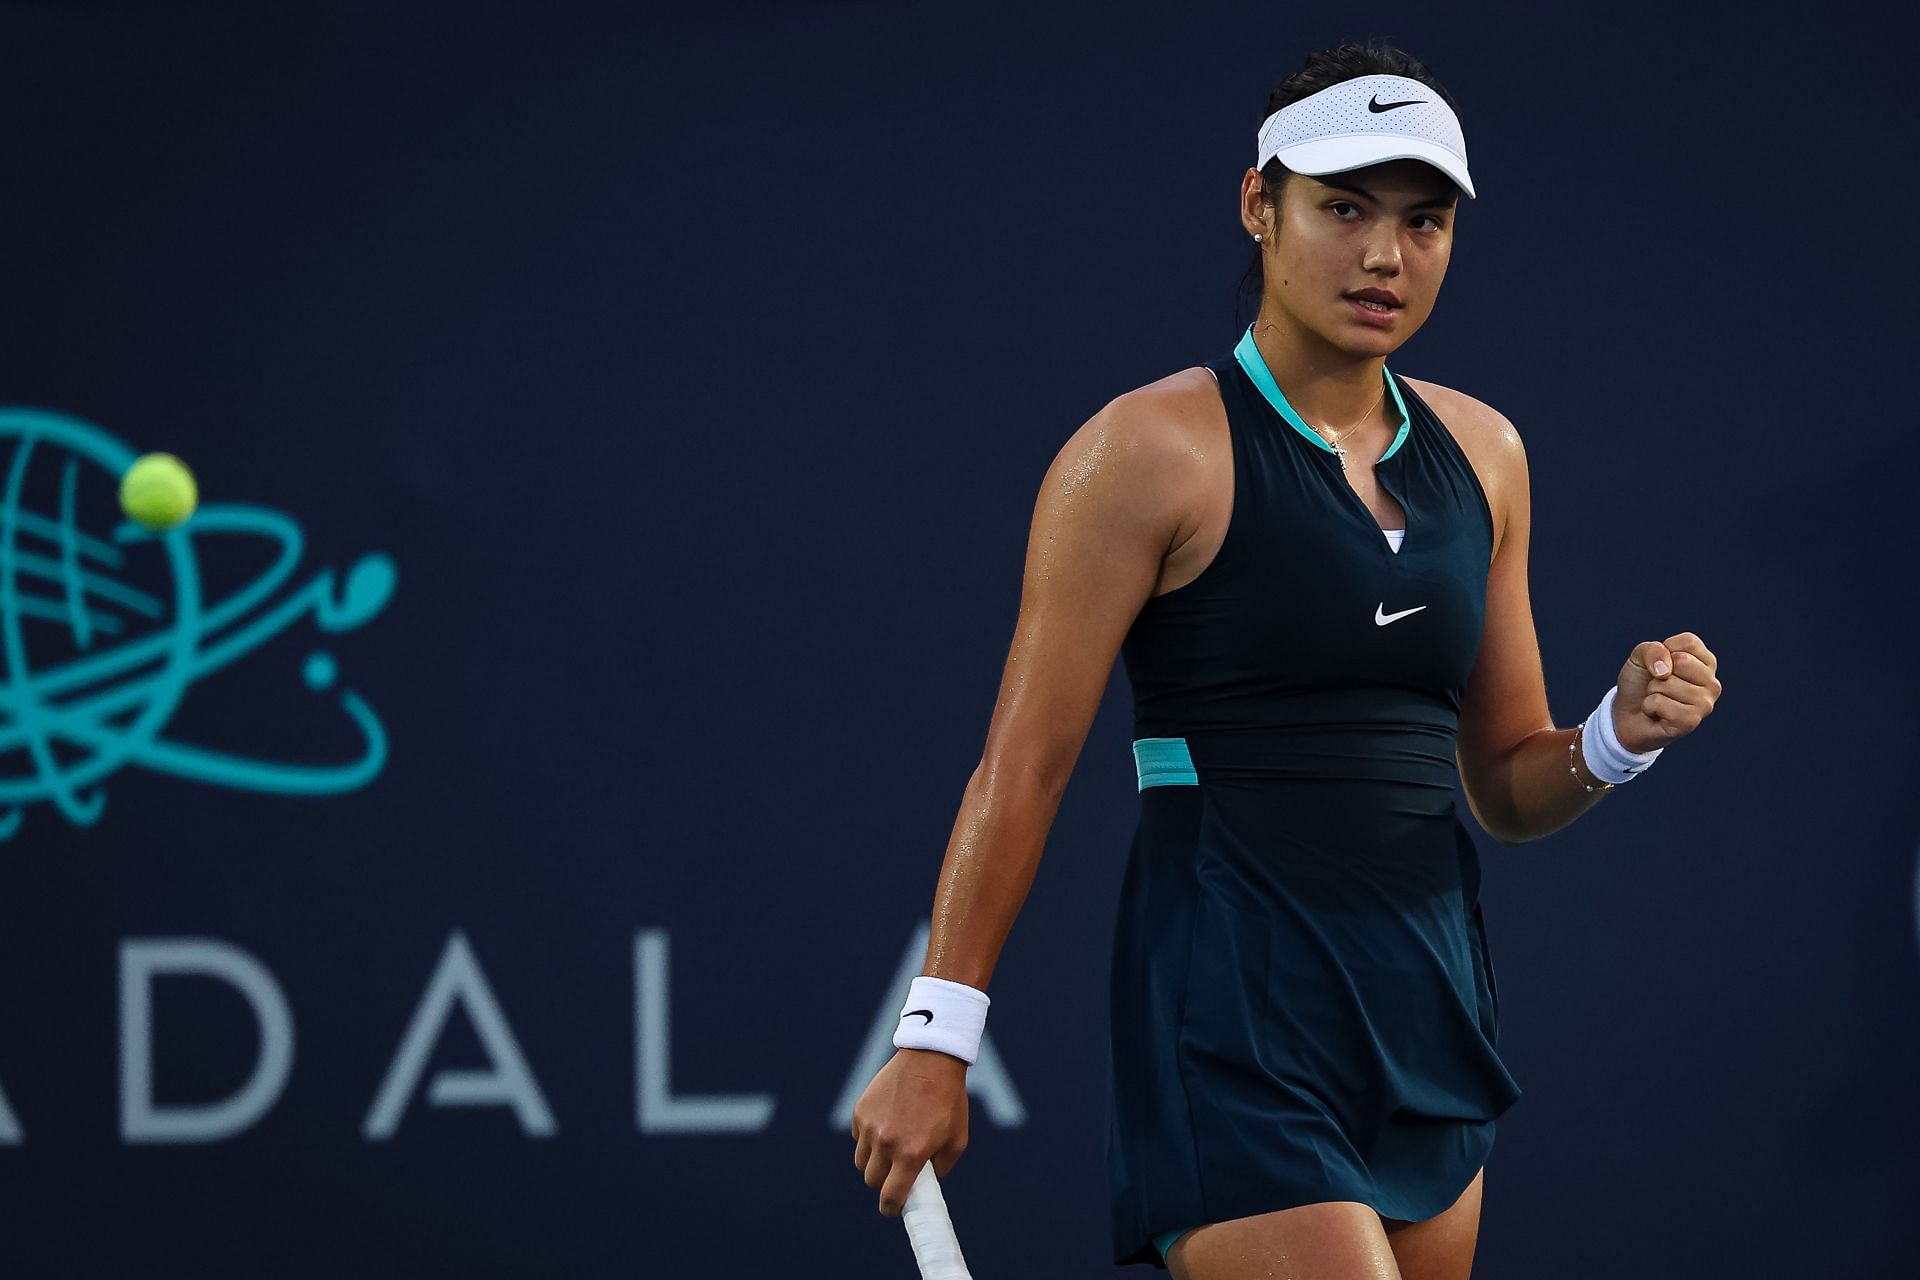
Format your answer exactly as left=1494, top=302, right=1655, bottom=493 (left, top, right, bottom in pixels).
left=0, top=408, right=395, bottom=839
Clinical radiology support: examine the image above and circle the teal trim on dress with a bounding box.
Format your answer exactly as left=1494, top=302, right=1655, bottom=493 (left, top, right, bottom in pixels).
left=1380, top=365, right=1412, bottom=461
left=1155, top=1226, right=1195, bottom=1261
left=1233, top=324, right=1410, bottom=462
left=1132, top=737, right=1196, bottom=790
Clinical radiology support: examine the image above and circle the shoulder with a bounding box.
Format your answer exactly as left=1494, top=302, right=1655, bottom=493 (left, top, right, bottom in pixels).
left=1396, top=374, right=1524, bottom=460
left=1096, top=365, right=1223, bottom=437
left=1036, top=364, right=1222, bottom=541
left=1053, top=365, right=1223, bottom=487
left=1396, top=375, right=1527, bottom=543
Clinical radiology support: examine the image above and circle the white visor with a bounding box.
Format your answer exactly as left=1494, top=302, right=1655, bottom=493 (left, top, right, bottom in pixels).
left=1256, top=73, right=1474, bottom=198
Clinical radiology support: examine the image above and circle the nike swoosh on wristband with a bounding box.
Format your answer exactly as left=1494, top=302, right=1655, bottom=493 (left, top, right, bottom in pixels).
left=901, top=1009, right=934, bottom=1024
left=1368, top=95, right=1427, bottom=112
left=1375, top=603, right=1427, bottom=626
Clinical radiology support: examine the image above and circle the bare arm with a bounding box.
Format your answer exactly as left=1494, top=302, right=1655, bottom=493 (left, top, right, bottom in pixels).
left=1454, top=408, right=1616, bottom=844
left=918, top=390, right=1193, bottom=990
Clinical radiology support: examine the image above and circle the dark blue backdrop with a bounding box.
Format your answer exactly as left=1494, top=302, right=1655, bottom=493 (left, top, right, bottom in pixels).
left=0, top=2, right=1913, bottom=1276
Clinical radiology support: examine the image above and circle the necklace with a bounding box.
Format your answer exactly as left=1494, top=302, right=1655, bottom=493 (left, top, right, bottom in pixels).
left=1307, top=383, right=1387, bottom=473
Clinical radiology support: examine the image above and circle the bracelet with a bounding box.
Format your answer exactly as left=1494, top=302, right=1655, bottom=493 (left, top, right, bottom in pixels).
left=892, top=975, right=990, bottom=1065
left=1569, top=721, right=1613, bottom=793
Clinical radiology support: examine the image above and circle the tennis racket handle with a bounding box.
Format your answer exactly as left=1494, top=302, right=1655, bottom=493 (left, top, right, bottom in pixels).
left=902, top=1161, right=972, bottom=1280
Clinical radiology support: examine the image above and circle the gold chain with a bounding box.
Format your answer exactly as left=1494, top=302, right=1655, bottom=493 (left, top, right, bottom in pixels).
left=1311, top=382, right=1386, bottom=472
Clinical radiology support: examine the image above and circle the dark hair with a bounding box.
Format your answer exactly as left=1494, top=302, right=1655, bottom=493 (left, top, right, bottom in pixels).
left=1237, top=40, right=1460, bottom=321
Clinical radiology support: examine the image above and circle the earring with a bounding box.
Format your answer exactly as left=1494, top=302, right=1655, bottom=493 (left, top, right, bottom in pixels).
left=1254, top=233, right=1262, bottom=244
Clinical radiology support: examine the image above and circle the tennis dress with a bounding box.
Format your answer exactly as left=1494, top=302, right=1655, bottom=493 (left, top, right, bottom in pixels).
left=1105, top=328, right=1523, bottom=1268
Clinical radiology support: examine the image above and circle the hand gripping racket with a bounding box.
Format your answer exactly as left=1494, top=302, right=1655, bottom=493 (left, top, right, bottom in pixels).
left=902, top=1161, right=973, bottom=1279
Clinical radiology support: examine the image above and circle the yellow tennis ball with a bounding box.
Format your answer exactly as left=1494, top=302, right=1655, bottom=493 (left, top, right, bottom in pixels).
left=119, top=452, right=198, bottom=532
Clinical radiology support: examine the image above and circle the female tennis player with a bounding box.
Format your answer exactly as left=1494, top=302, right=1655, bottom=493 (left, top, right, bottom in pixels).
left=851, top=39, right=1721, bottom=1279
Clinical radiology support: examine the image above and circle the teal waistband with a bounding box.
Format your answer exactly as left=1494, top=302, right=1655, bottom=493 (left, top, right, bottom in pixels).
left=1132, top=737, right=1196, bottom=790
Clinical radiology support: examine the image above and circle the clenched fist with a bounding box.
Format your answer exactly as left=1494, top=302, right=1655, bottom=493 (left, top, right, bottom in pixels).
left=1614, top=632, right=1721, bottom=754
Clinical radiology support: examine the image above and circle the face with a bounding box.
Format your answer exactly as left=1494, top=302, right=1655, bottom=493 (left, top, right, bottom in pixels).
left=1240, top=158, right=1458, bottom=359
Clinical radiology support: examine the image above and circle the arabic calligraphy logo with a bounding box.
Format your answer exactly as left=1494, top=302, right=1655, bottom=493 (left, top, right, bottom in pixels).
left=0, top=408, right=394, bottom=840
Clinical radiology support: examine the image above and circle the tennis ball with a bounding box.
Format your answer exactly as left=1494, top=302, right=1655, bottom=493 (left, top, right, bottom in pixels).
left=119, top=452, right=198, bottom=532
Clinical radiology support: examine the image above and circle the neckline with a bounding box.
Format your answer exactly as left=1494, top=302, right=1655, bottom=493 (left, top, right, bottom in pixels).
left=1232, top=324, right=1411, bottom=463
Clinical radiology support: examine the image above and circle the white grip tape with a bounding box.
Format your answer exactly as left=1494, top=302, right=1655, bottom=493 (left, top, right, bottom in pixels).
left=903, top=1161, right=972, bottom=1280
left=892, top=976, right=989, bottom=1065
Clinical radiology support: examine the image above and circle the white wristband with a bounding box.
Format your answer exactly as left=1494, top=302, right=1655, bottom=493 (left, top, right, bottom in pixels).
left=1582, top=685, right=1664, bottom=784
left=893, top=976, right=990, bottom=1065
